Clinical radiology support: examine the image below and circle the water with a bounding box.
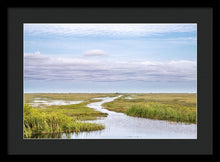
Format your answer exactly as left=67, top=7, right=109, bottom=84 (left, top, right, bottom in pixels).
left=62, top=96, right=197, bottom=139
left=30, top=98, right=83, bottom=107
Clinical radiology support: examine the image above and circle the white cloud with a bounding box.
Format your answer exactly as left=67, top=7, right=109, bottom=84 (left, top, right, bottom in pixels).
left=24, top=52, right=196, bottom=82
left=24, top=23, right=197, bottom=37
left=83, top=49, right=109, bottom=56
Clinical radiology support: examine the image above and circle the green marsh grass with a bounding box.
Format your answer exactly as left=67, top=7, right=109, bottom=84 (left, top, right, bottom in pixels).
left=125, top=103, right=196, bottom=123
left=23, top=93, right=115, bottom=138
left=103, top=93, right=196, bottom=124
left=37, top=101, right=108, bottom=120
left=23, top=104, right=104, bottom=138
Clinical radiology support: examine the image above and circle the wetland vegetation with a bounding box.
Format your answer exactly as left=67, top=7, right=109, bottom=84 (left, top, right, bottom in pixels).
left=24, top=93, right=197, bottom=138
left=103, top=93, right=197, bottom=124
left=24, top=103, right=105, bottom=138
left=24, top=93, right=117, bottom=138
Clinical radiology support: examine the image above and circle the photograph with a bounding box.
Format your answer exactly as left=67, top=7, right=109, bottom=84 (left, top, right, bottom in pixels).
left=23, top=23, right=197, bottom=139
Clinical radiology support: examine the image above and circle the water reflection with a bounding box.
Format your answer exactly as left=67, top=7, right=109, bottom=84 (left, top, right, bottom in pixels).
left=31, top=133, right=63, bottom=138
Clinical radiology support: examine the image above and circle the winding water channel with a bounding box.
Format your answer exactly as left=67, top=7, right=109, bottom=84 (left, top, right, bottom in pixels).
left=61, top=95, right=197, bottom=139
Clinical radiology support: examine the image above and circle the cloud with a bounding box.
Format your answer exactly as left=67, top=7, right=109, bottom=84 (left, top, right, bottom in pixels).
left=24, top=23, right=197, bottom=38
left=24, top=52, right=196, bottom=82
left=83, top=49, right=109, bottom=56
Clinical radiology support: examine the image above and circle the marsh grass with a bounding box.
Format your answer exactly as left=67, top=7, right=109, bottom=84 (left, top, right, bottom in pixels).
left=23, top=93, right=113, bottom=138
left=24, top=93, right=118, bottom=103
left=24, top=93, right=112, bottom=121
left=23, top=104, right=104, bottom=138
left=37, top=100, right=108, bottom=120
left=125, top=103, right=196, bottom=123
left=24, top=93, right=197, bottom=138
left=103, top=93, right=196, bottom=124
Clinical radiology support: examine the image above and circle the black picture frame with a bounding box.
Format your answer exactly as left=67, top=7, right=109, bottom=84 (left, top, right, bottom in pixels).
left=7, top=6, right=213, bottom=155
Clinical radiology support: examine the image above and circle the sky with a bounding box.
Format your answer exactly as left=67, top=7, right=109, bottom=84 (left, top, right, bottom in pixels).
left=24, top=23, right=197, bottom=93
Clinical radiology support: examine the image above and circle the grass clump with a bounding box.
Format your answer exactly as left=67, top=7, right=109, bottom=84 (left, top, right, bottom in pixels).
left=125, top=102, right=196, bottom=123
left=23, top=104, right=104, bottom=138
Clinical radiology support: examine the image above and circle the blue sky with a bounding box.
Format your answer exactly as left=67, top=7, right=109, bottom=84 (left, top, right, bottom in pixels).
left=24, top=23, right=197, bottom=93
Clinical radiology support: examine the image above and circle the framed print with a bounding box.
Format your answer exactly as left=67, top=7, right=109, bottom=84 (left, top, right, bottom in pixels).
left=7, top=7, right=213, bottom=155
